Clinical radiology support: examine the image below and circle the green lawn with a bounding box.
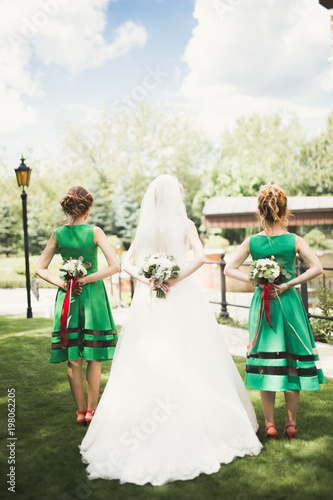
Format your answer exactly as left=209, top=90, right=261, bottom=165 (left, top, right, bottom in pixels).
left=0, top=315, right=332, bottom=500
left=0, top=247, right=121, bottom=288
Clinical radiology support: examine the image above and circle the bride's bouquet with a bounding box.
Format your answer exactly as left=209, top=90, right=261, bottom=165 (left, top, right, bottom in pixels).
left=139, top=253, right=180, bottom=298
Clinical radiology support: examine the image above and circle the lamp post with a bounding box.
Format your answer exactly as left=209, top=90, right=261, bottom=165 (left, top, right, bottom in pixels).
left=15, top=157, right=32, bottom=319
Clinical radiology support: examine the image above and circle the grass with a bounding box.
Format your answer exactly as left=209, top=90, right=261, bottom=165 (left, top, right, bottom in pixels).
left=0, top=315, right=332, bottom=500
left=216, top=314, right=248, bottom=329
left=0, top=255, right=62, bottom=288
left=0, top=250, right=121, bottom=289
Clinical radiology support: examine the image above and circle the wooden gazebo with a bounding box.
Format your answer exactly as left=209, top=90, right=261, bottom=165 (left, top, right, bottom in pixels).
left=203, top=196, right=333, bottom=230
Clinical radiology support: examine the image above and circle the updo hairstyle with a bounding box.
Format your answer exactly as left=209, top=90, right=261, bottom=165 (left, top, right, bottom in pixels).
left=257, top=184, right=289, bottom=231
left=60, top=186, right=94, bottom=218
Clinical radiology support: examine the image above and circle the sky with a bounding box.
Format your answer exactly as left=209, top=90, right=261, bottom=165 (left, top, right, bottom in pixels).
left=1, top=0, right=332, bottom=163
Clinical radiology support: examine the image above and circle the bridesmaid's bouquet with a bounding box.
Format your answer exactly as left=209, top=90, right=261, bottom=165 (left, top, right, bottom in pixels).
left=248, top=255, right=311, bottom=354
left=59, top=257, right=91, bottom=348
left=139, top=253, right=180, bottom=298
left=248, top=255, right=294, bottom=352
left=249, top=256, right=291, bottom=285
left=59, top=256, right=91, bottom=280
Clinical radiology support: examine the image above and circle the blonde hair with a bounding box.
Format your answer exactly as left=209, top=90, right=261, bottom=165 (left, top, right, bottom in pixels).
left=257, top=184, right=289, bottom=231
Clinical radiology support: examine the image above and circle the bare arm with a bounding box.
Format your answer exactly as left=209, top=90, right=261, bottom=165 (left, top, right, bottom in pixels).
left=76, top=227, right=120, bottom=285
left=224, top=238, right=252, bottom=284
left=165, top=222, right=206, bottom=286
left=122, top=240, right=150, bottom=285
left=273, top=235, right=323, bottom=295
left=35, top=231, right=68, bottom=290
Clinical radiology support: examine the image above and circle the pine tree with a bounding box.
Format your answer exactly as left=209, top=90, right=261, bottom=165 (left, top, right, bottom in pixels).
left=112, top=181, right=139, bottom=249
left=28, top=199, right=50, bottom=255
left=0, top=204, right=21, bottom=256
left=88, top=181, right=114, bottom=234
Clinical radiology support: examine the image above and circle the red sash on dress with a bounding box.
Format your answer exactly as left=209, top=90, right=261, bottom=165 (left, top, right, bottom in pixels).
left=247, top=278, right=277, bottom=351
left=60, top=278, right=77, bottom=348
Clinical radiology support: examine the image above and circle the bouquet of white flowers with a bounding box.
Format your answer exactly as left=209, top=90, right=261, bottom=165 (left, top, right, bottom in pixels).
left=250, top=255, right=292, bottom=285
left=59, top=256, right=91, bottom=348
left=59, top=256, right=91, bottom=280
left=248, top=255, right=310, bottom=354
left=139, top=253, right=180, bottom=298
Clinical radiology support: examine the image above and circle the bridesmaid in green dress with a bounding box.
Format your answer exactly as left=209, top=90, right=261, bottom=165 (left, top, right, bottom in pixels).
left=225, top=184, right=326, bottom=440
left=36, top=186, right=120, bottom=425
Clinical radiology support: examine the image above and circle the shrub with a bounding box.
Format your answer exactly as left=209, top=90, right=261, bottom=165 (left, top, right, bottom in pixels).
left=310, top=286, right=333, bottom=343
left=304, top=228, right=329, bottom=250
left=14, top=264, right=26, bottom=275
left=204, top=234, right=230, bottom=250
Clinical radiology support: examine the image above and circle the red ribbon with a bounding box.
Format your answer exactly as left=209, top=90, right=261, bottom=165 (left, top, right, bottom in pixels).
left=247, top=279, right=277, bottom=351
left=60, top=278, right=77, bottom=348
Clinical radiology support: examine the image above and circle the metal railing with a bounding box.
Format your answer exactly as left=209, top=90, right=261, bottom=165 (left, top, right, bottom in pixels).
left=297, top=257, right=333, bottom=320
left=112, top=253, right=333, bottom=322
left=205, top=253, right=333, bottom=321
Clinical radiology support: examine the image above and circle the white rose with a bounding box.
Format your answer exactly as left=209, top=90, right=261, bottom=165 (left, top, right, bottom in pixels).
left=66, top=261, right=76, bottom=274
left=79, top=267, right=87, bottom=277
left=155, top=269, right=164, bottom=279
left=148, top=254, right=159, bottom=265
left=157, top=258, right=168, bottom=269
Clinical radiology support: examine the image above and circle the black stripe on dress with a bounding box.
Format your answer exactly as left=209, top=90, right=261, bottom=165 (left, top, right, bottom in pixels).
left=246, top=365, right=318, bottom=377
left=247, top=352, right=315, bottom=362
left=52, top=328, right=117, bottom=337
left=51, top=339, right=117, bottom=350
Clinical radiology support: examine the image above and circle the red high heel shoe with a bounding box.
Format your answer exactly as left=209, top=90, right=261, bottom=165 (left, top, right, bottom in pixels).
left=76, top=410, right=86, bottom=425
left=265, top=425, right=278, bottom=440
left=284, top=424, right=298, bottom=441
left=85, top=410, right=95, bottom=425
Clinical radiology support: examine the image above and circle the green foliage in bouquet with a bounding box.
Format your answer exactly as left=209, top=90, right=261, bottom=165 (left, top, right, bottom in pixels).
left=59, top=256, right=91, bottom=279
left=250, top=256, right=292, bottom=285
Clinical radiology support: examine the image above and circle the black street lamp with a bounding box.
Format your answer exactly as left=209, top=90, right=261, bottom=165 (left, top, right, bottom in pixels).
left=15, top=157, right=33, bottom=319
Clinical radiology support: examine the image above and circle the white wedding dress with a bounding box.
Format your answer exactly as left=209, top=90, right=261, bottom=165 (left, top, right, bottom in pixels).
left=79, top=236, right=262, bottom=485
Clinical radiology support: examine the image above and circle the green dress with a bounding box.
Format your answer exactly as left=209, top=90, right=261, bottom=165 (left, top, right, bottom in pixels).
left=50, top=224, right=118, bottom=363
left=246, top=233, right=326, bottom=392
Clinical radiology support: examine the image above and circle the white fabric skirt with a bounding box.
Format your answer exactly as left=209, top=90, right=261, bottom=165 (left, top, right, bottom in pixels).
left=79, top=278, right=262, bottom=485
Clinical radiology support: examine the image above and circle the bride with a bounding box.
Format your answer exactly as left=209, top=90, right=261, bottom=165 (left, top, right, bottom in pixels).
left=79, top=175, right=262, bottom=485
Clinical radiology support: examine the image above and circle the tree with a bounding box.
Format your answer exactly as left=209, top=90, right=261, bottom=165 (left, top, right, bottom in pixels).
left=58, top=101, right=210, bottom=226
left=88, top=179, right=114, bottom=234
left=112, top=180, right=139, bottom=248
left=28, top=198, right=50, bottom=255
left=214, top=113, right=305, bottom=193
left=298, top=112, right=333, bottom=196
left=0, top=204, right=21, bottom=256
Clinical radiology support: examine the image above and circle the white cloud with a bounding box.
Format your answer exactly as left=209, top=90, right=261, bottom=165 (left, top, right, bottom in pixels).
left=0, top=0, right=148, bottom=133
left=181, top=0, right=333, bottom=135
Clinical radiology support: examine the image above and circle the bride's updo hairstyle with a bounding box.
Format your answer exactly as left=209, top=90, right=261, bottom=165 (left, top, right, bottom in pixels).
left=257, top=184, right=289, bottom=231
left=60, top=186, right=94, bottom=218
